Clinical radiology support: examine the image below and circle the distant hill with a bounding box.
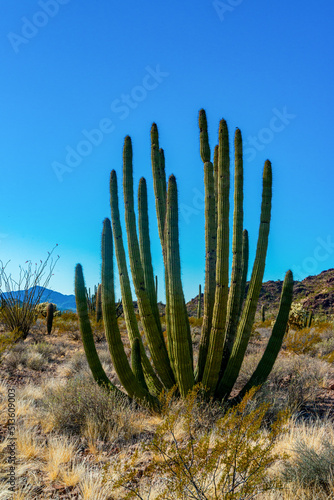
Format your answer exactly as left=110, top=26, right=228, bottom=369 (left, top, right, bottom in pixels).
left=1, top=286, right=76, bottom=312
left=187, top=268, right=334, bottom=318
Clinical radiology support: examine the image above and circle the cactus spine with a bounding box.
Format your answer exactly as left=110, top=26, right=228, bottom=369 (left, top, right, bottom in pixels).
left=75, top=110, right=293, bottom=409
left=46, top=303, right=53, bottom=335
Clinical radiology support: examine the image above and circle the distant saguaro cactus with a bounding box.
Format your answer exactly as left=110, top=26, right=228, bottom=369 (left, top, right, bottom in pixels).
left=96, top=284, right=102, bottom=322
left=261, top=305, right=265, bottom=323
left=197, top=284, right=202, bottom=319
left=75, top=109, right=293, bottom=410
left=46, top=303, right=54, bottom=335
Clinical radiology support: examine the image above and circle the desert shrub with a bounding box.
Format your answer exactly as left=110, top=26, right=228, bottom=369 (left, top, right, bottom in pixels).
left=237, top=354, right=330, bottom=423
left=42, top=372, right=137, bottom=440
left=282, top=439, right=334, bottom=494
left=286, top=303, right=308, bottom=331
left=283, top=328, right=322, bottom=355
left=189, top=316, right=203, bottom=327
left=107, top=386, right=287, bottom=499
left=35, top=302, right=60, bottom=318
left=318, top=336, right=334, bottom=357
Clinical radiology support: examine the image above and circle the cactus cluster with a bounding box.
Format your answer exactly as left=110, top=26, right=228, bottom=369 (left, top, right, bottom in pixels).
left=75, top=110, right=293, bottom=409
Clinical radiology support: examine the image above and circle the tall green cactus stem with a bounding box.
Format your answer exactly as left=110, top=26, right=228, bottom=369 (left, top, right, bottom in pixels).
left=110, top=170, right=163, bottom=395
left=261, top=304, right=266, bottom=323
left=123, top=136, right=175, bottom=389
left=151, top=125, right=174, bottom=368
left=96, top=284, right=102, bottom=322
left=165, top=175, right=194, bottom=397
left=237, top=229, right=249, bottom=320
left=46, top=302, right=53, bottom=334
left=202, top=119, right=230, bottom=394
left=219, top=128, right=244, bottom=379
left=195, top=112, right=216, bottom=382
left=138, top=177, right=161, bottom=332
left=131, top=337, right=149, bottom=392
left=101, top=218, right=159, bottom=410
left=199, top=108, right=211, bottom=162
left=231, top=270, right=293, bottom=404
left=197, top=284, right=202, bottom=319
left=75, top=263, right=125, bottom=397
left=213, top=144, right=219, bottom=228
left=155, top=275, right=158, bottom=301
left=216, top=160, right=272, bottom=400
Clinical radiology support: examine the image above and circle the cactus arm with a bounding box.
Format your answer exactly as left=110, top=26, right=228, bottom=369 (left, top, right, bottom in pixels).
left=123, top=137, right=175, bottom=389
left=216, top=160, right=272, bottom=401
left=213, top=144, right=219, bottom=228
left=237, top=229, right=249, bottom=320
left=138, top=177, right=162, bottom=332
left=199, top=108, right=211, bottom=162
left=131, top=337, right=149, bottom=392
left=75, top=263, right=125, bottom=396
left=101, top=218, right=159, bottom=410
left=230, top=270, right=293, bottom=404
left=195, top=111, right=217, bottom=383
left=165, top=175, right=194, bottom=397
left=202, top=119, right=230, bottom=394
left=110, top=170, right=163, bottom=395
left=219, top=128, right=244, bottom=377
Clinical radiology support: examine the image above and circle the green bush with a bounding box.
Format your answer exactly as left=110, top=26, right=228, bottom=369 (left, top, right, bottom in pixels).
left=106, top=386, right=287, bottom=499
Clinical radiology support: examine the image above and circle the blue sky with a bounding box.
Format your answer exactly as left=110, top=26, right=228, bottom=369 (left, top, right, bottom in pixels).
left=0, top=0, right=333, bottom=302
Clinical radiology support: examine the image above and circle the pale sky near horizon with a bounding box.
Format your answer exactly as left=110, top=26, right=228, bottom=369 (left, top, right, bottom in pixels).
left=0, top=0, right=333, bottom=301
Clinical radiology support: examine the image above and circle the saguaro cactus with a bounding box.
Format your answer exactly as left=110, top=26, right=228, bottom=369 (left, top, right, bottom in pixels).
left=75, top=109, right=293, bottom=410
left=261, top=305, right=266, bottom=323
left=46, top=303, right=54, bottom=335
left=197, top=285, right=202, bottom=319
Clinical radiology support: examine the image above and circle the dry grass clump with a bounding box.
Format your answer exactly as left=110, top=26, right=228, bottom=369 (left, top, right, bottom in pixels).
left=41, top=371, right=141, bottom=442
left=1, top=340, right=65, bottom=373
left=283, top=327, right=322, bottom=355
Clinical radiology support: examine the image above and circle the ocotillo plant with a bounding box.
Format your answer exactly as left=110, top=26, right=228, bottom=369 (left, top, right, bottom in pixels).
left=197, top=284, right=202, bottom=319
left=46, top=302, right=54, bottom=335
left=75, top=110, right=293, bottom=409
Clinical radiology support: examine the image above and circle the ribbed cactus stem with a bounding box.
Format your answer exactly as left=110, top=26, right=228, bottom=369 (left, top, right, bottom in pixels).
left=123, top=136, right=174, bottom=389
left=165, top=175, right=194, bottom=397
left=199, top=109, right=211, bottom=162
left=155, top=275, right=158, bottom=300
left=46, top=303, right=53, bottom=335
left=138, top=177, right=161, bottom=332
left=231, top=270, right=293, bottom=404
left=307, top=310, right=313, bottom=328
left=75, top=263, right=125, bottom=397
left=110, top=169, right=163, bottom=395
left=96, top=284, right=102, bottom=322
left=202, top=119, right=230, bottom=394
left=197, top=284, right=202, bottom=319
left=216, top=160, right=273, bottom=401
left=237, top=229, right=249, bottom=320
left=131, top=337, right=149, bottom=392
left=101, top=218, right=159, bottom=410
left=219, top=128, right=244, bottom=378
left=195, top=160, right=216, bottom=382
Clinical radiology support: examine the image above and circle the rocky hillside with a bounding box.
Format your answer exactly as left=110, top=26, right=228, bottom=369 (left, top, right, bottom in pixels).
left=187, top=268, right=334, bottom=318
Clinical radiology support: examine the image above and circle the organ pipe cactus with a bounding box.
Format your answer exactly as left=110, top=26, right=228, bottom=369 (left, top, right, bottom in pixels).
left=96, top=284, right=102, bottom=322
left=75, top=110, right=293, bottom=410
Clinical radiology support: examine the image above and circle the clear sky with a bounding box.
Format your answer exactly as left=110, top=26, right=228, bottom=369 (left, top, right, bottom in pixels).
left=0, top=0, right=333, bottom=302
